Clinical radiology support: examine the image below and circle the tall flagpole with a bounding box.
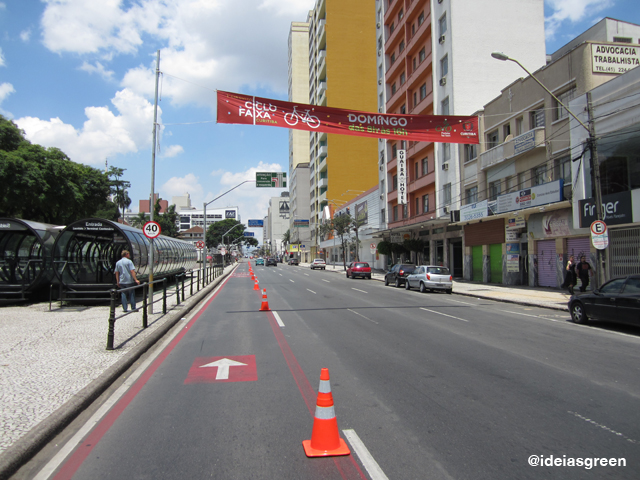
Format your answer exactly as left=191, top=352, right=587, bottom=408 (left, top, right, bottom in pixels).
left=148, top=50, right=160, bottom=314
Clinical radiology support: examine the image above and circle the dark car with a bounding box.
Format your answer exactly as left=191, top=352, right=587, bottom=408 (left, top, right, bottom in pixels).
left=384, top=263, right=416, bottom=288
left=568, top=275, right=640, bottom=326
left=346, top=262, right=371, bottom=279
left=287, top=257, right=299, bottom=266
left=266, top=257, right=277, bottom=266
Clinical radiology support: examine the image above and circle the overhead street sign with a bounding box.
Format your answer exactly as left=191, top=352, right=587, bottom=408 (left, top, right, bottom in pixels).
left=243, top=232, right=255, bottom=237
left=248, top=219, right=264, bottom=227
left=256, top=172, right=287, bottom=188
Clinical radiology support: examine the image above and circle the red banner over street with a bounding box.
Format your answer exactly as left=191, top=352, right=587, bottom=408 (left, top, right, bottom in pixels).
left=216, top=90, right=479, bottom=144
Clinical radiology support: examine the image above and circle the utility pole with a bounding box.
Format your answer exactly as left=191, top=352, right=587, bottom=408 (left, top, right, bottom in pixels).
left=147, top=49, right=160, bottom=314
left=587, top=92, right=606, bottom=287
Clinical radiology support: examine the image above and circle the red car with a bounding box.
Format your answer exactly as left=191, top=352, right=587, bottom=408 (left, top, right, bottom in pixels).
left=346, top=262, right=372, bottom=279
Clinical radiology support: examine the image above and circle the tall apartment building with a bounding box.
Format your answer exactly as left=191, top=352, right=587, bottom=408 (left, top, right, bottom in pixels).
left=305, top=0, right=379, bottom=258
left=381, top=0, right=545, bottom=273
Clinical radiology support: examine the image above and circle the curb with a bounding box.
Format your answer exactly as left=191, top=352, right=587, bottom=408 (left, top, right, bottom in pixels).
left=0, top=266, right=235, bottom=480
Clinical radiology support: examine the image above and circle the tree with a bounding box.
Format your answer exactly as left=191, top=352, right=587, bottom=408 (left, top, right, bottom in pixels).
left=155, top=201, right=179, bottom=237
left=332, top=213, right=352, bottom=270
left=205, top=218, right=245, bottom=248
left=403, top=238, right=425, bottom=264
left=129, top=212, right=149, bottom=229
left=107, top=166, right=131, bottom=220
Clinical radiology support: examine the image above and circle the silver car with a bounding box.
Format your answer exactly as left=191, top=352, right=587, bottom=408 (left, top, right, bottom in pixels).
left=405, top=266, right=453, bottom=294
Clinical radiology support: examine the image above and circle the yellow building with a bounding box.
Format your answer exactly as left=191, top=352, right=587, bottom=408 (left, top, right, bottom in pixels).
left=305, top=0, right=379, bottom=256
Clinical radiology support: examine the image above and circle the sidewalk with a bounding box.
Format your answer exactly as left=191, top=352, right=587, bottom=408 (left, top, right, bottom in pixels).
left=299, top=261, right=572, bottom=311
left=0, top=265, right=236, bottom=479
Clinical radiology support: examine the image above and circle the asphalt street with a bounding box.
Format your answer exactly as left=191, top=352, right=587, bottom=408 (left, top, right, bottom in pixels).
left=17, top=261, right=640, bottom=479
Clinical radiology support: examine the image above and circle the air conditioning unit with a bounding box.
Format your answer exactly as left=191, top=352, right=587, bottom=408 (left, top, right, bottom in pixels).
left=439, top=35, right=445, bottom=44
left=378, top=49, right=382, bottom=57
left=377, top=22, right=381, bottom=28
left=443, top=206, right=449, bottom=214
left=378, top=79, right=383, bottom=85
left=379, top=165, right=384, bottom=171
left=380, top=193, right=384, bottom=199
left=439, top=77, right=447, bottom=86
left=442, top=163, right=449, bottom=171
left=450, top=209, right=460, bottom=223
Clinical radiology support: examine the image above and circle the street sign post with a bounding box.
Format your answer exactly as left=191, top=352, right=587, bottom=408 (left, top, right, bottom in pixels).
left=143, top=221, right=161, bottom=239
left=590, top=220, right=609, bottom=250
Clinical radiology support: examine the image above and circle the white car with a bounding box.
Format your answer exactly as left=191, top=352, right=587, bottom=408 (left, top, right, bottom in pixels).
left=310, top=258, right=326, bottom=270
left=405, top=266, right=453, bottom=294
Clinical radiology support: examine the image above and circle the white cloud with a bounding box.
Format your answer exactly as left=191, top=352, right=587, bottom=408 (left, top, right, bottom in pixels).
left=79, top=61, right=115, bottom=81
left=19, top=29, right=31, bottom=42
left=159, top=144, right=184, bottom=158
left=0, top=82, right=15, bottom=103
left=0, top=47, right=5, bottom=67
left=15, top=88, right=158, bottom=165
left=161, top=173, right=203, bottom=200
left=545, top=0, right=613, bottom=40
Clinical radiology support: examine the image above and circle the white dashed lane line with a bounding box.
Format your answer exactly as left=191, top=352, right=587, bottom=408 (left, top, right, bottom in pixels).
left=351, top=288, right=368, bottom=294
left=420, top=307, right=469, bottom=322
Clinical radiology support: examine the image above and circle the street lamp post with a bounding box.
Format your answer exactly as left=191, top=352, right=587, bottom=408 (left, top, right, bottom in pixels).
left=222, top=223, right=244, bottom=266
left=491, top=52, right=606, bottom=286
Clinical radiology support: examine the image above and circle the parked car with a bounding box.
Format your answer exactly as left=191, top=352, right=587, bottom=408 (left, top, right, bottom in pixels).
left=287, top=258, right=299, bottom=266
left=255, top=258, right=264, bottom=266
left=310, top=259, right=326, bottom=270
left=384, top=263, right=416, bottom=287
left=346, top=262, right=371, bottom=279
left=266, top=257, right=277, bottom=266
left=405, top=266, right=453, bottom=294
left=568, top=275, right=640, bottom=326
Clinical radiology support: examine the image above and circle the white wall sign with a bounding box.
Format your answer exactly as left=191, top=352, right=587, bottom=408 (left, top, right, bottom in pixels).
left=496, top=180, right=563, bottom=214
left=397, top=149, right=407, bottom=205
left=591, top=43, right=640, bottom=74
left=460, top=200, right=488, bottom=222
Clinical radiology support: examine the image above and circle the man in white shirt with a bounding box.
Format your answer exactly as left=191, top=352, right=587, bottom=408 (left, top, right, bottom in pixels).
left=114, top=250, right=140, bottom=312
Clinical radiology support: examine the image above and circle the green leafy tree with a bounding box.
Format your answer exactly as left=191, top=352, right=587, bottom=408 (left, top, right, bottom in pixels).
left=403, top=238, right=425, bottom=264
left=155, top=201, right=179, bottom=237
left=205, top=218, right=245, bottom=248
left=107, top=166, right=131, bottom=219
left=92, top=199, right=120, bottom=221
left=129, top=212, right=149, bottom=229
left=332, top=213, right=352, bottom=270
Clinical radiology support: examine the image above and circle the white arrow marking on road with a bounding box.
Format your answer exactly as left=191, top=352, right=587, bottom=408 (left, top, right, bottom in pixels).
left=199, top=358, right=247, bottom=380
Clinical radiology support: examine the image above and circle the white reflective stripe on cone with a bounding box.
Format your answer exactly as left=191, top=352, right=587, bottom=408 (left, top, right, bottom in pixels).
left=314, top=405, right=336, bottom=420
left=319, top=379, right=332, bottom=393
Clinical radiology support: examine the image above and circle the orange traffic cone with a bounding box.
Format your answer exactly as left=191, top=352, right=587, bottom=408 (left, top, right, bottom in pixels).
left=303, top=368, right=350, bottom=457
left=259, top=288, right=270, bottom=311
left=253, top=279, right=260, bottom=291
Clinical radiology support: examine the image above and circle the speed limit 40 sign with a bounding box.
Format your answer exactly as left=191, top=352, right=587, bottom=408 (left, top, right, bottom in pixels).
left=143, top=221, right=161, bottom=239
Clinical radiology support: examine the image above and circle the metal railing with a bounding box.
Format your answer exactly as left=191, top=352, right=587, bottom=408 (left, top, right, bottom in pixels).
left=105, top=263, right=224, bottom=350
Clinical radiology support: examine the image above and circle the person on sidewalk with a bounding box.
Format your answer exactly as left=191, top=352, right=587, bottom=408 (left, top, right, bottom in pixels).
left=576, top=255, right=594, bottom=292
left=561, top=255, right=577, bottom=294
left=115, top=250, right=140, bottom=312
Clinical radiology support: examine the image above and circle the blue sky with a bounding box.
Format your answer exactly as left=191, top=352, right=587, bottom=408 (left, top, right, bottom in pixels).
left=1, top=0, right=639, bottom=239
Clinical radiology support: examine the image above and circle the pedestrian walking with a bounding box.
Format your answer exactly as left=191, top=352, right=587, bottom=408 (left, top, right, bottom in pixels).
left=576, top=255, right=594, bottom=292
left=561, top=255, right=577, bottom=294
left=115, top=250, right=140, bottom=311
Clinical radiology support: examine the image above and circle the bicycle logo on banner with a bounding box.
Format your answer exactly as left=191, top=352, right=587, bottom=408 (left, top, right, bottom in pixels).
left=284, top=106, right=321, bottom=129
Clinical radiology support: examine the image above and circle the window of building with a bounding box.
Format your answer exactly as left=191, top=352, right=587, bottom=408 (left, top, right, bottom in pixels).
left=422, top=157, right=429, bottom=175
left=515, top=116, right=524, bottom=136
left=555, top=86, right=577, bottom=121
left=533, top=164, right=548, bottom=186
left=399, top=40, right=405, bottom=53
left=413, top=91, right=418, bottom=108
left=400, top=72, right=406, bottom=85
left=419, top=47, right=426, bottom=63
left=392, top=144, right=398, bottom=159
left=413, top=57, right=417, bottom=72
left=418, top=11, right=424, bottom=26
left=400, top=140, right=407, bottom=150
left=443, top=143, right=450, bottom=161
left=555, top=155, right=572, bottom=185
left=415, top=197, right=420, bottom=215
left=422, top=194, right=429, bottom=213
left=380, top=179, right=385, bottom=196
left=466, top=186, right=478, bottom=204
left=398, top=8, right=404, bottom=21
left=489, top=181, right=501, bottom=200
left=393, top=205, right=398, bottom=222
left=419, top=83, right=427, bottom=100
left=507, top=175, right=517, bottom=193
left=390, top=52, right=396, bottom=65
left=518, top=172, right=527, bottom=189
left=464, top=144, right=477, bottom=162
left=400, top=104, right=406, bottom=114
left=443, top=183, right=452, bottom=206
left=530, top=107, right=545, bottom=128
left=414, top=161, right=419, bottom=180
left=403, top=204, right=408, bottom=218
left=439, top=13, right=447, bottom=36
left=381, top=208, right=386, bottom=223
left=441, top=96, right=449, bottom=116
left=390, top=22, right=395, bottom=34
left=411, top=23, right=415, bottom=37
left=613, top=36, right=632, bottom=43
left=392, top=173, right=398, bottom=190
left=487, top=130, right=499, bottom=149
left=391, top=82, right=397, bottom=95
left=503, top=123, right=511, bottom=139
left=440, top=54, right=448, bottom=78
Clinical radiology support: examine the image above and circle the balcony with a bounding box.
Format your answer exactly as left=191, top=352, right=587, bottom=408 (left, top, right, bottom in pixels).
left=318, top=176, right=328, bottom=188
left=317, top=19, right=326, bottom=49
left=318, top=144, right=328, bottom=157
left=318, top=80, right=327, bottom=97
left=317, top=50, right=326, bottom=77
left=318, top=155, right=327, bottom=172
left=479, top=127, right=546, bottom=171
